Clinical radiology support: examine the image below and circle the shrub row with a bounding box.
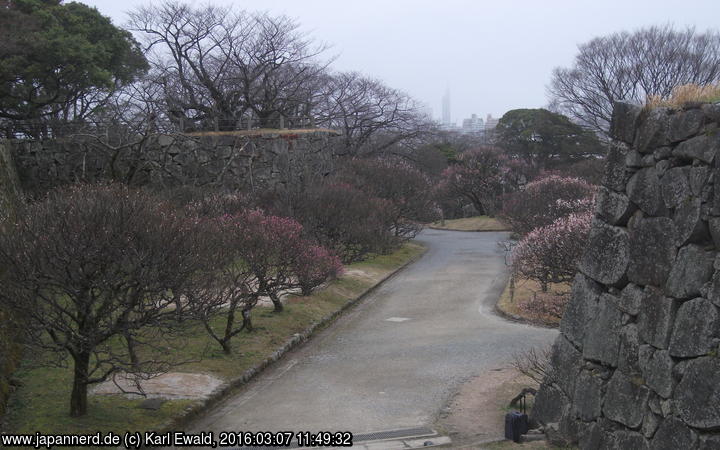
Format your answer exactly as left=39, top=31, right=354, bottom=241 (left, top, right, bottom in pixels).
left=0, top=184, right=342, bottom=417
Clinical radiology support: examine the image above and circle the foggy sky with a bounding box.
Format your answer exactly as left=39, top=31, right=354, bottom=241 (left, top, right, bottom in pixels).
left=83, top=0, right=720, bottom=124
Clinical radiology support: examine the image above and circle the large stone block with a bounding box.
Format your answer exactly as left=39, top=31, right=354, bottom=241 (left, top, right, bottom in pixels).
left=638, top=287, right=679, bottom=349
left=612, top=431, right=650, bottom=450
left=532, top=383, right=569, bottom=426
left=673, top=197, right=709, bottom=246
left=709, top=271, right=720, bottom=308
left=612, top=101, right=643, bottom=144
left=572, top=370, right=603, bottom=421
left=549, top=334, right=584, bottom=398
left=579, top=422, right=613, bottom=450
left=583, top=294, right=623, bottom=366
left=690, top=166, right=711, bottom=197
left=642, top=411, right=661, bottom=439
left=665, top=244, right=715, bottom=299
left=635, top=107, right=671, bottom=153
left=579, top=221, right=630, bottom=286
left=618, top=324, right=642, bottom=375
left=627, top=217, right=677, bottom=287
left=649, top=417, right=698, bottom=450
left=674, top=357, right=720, bottom=430
left=627, top=167, right=665, bottom=215
left=603, top=143, right=630, bottom=192
left=670, top=108, right=707, bottom=142
left=699, top=435, right=720, bottom=450
left=596, top=187, right=635, bottom=226
left=709, top=218, right=720, bottom=250
left=560, top=273, right=603, bottom=348
left=640, top=349, right=675, bottom=398
left=661, top=166, right=691, bottom=209
left=668, top=297, right=719, bottom=357
left=627, top=149, right=645, bottom=168
left=617, top=283, right=643, bottom=316
left=672, top=134, right=720, bottom=164
left=603, top=370, right=650, bottom=428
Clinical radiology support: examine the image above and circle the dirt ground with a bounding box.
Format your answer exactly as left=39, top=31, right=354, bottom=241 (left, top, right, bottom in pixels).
left=434, top=367, right=552, bottom=449
left=91, top=372, right=224, bottom=399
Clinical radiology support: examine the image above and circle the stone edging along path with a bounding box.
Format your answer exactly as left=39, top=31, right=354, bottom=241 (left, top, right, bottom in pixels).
left=159, top=244, right=429, bottom=432
left=493, top=297, right=558, bottom=330
left=426, top=225, right=508, bottom=233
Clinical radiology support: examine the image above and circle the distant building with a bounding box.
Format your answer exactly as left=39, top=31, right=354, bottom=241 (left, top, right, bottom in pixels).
left=461, top=114, right=484, bottom=134
left=442, top=88, right=451, bottom=125
left=485, top=113, right=499, bottom=130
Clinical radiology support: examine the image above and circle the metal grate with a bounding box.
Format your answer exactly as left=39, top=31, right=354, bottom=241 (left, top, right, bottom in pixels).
left=232, top=426, right=437, bottom=449
left=353, top=426, right=437, bottom=443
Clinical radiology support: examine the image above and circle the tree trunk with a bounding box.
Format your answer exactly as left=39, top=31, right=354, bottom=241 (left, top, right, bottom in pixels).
left=70, top=351, right=91, bottom=417
left=469, top=196, right=486, bottom=216
left=222, top=305, right=237, bottom=353
left=242, top=309, right=253, bottom=332
left=220, top=339, right=232, bottom=355
left=269, top=293, right=283, bottom=313
left=124, top=331, right=139, bottom=370
left=174, top=293, right=184, bottom=323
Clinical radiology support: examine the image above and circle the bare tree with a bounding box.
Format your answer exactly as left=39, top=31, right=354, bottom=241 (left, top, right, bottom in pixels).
left=336, top=158, right=440, bottom=239
left=0, top=184, right=210, bottom=416
left=548, top=25, right=720, bottom=136
left=317, top=72, right=430, bottom=156
left=511, top=346, right=553, bottom=386
left=127, top=2, right=329, bottom=130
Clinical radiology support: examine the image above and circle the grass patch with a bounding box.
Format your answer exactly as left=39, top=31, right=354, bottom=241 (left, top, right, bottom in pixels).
left=4, top=243, right=425, bottom=436
left=430, top=216, right=509, bottom=232
left=4, top=365, right=195, bottom=435
left=496, top=277, right=571, bottom=327
left=646, top=83, right=720, bottom=109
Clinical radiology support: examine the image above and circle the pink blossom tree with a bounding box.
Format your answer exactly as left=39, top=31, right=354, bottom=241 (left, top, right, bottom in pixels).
left=191, top=210, right=343, bottom=354
left=517, top=292, right=568, bottom=321
left=500, top=175, right=596, bottom=235
left=439, top=147, right=530, bottom=216
left=236, top=211, right=307, bottom=313
left=293, top=245, right=344, bottom=296
left=512, top=211, right=593, bottom=292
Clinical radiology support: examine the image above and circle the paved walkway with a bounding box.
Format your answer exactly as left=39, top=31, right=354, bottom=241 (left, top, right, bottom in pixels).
left=187, top=229, right=557, bottom=436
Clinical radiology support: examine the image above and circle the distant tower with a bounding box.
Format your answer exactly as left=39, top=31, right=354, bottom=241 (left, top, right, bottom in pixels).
left=442, top=87, right=451, bottom=125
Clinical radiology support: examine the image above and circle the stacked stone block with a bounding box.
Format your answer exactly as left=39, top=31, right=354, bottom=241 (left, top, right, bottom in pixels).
left=6, top=131, right=339, bottom=195
left=534, top=101, right=720, bottom=449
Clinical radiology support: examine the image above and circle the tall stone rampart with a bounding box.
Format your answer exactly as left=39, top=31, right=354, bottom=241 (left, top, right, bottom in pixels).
left=6, top=130, right=339, bottom=195
left=534, top=101, right=720, bottom=449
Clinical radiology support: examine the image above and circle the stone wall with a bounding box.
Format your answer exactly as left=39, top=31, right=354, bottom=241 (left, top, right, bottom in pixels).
left=0, top=142, right=23, bottom=425
left=533, top=101, right=720, bottom=449
left=6, top=130, right=339, bottom=195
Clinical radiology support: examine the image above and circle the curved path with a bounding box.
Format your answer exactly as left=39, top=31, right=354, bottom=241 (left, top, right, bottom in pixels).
left=188, top=229, right=557, bottom=435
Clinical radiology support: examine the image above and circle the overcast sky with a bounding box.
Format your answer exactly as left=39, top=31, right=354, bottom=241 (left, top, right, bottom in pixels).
left=83, top=0, right=720, bottom=124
